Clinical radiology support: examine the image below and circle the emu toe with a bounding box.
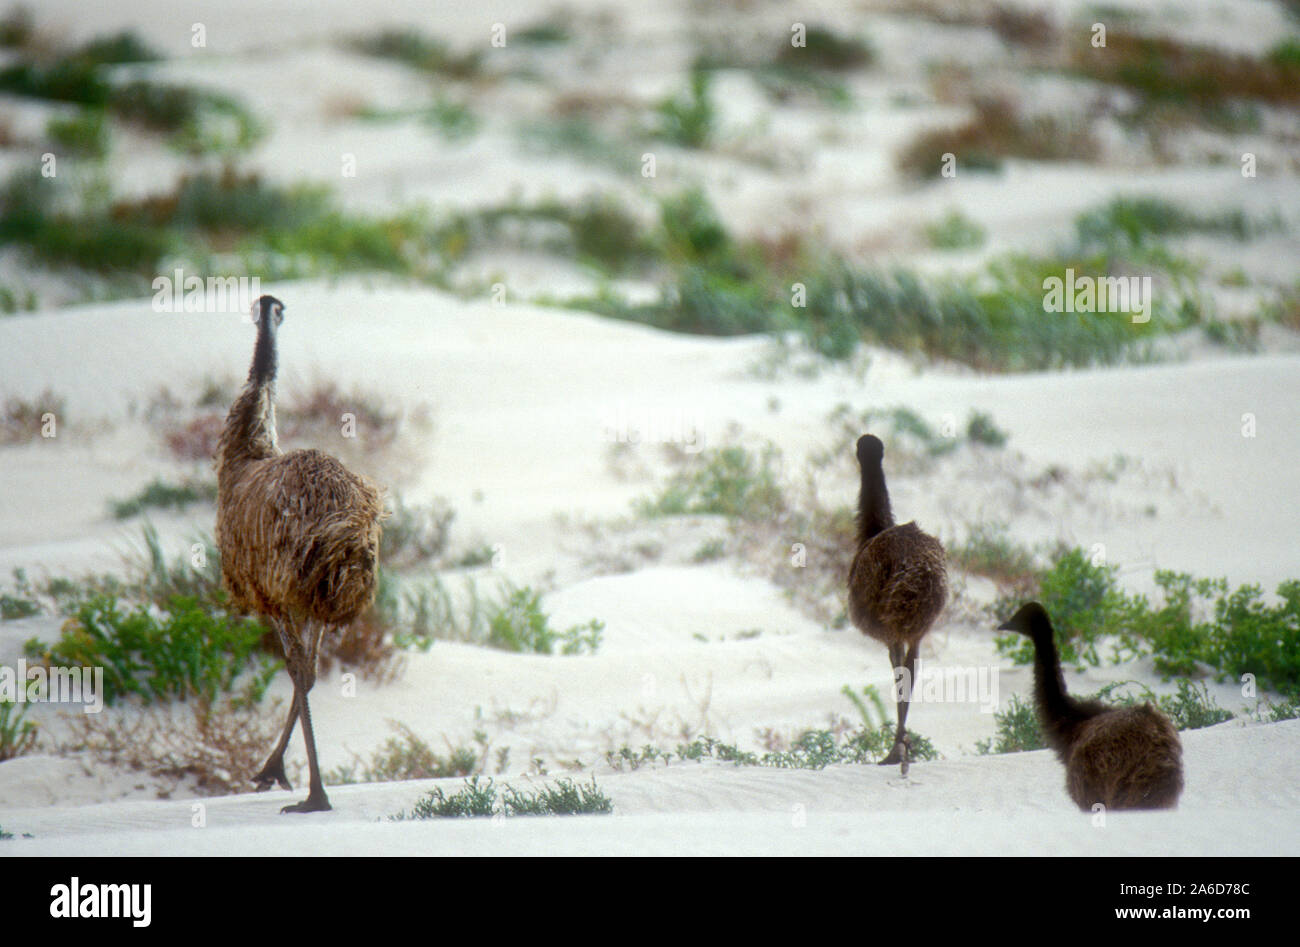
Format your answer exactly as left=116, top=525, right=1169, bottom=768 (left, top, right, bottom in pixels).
left=878, top=741, right=906, bottom=766
left=281, top=793, right=331, bottom=814
left=252, top=758, right=291, bottom=792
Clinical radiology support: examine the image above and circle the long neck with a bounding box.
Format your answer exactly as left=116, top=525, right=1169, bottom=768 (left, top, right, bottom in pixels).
left=1029, top=623, right=1092, bottom=753
left=216, top=318, right=280, bottom=469
left=856, top=458, right=895, bottom=546
left=248, top=311, right=277, bottom=386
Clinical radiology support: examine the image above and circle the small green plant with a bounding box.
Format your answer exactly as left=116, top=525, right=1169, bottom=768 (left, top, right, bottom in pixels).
left=1073, top=197, right=1266, bottom=250
left=0, top=701, right=39, bottom=761
left=0, top=592, right=40, bottom=620
left=925, top=210, right=987, bottom=250
left=952, top=523, right=1038, bottom=587
left=994, top=547, right=1144, bottom=669
left=976, top=694, right=1046, bottom=754
left=777, top=25, right=874, bottom=71
left=966, top=411, right=1008, bottom=447
left=350, top=30, right=482, bottom=79
left=486, top=586, right=604, bottom=655
left=46, top=109, right=109, bottom=157
left=327, top=725, right=491, bottom=784
left=692, top=538, right=727, bottom=563
left=636, top=444, right=786, bottom=520
left=656, top=69, right=715, bottom=148
left=396, top=775, right=613, bottom=819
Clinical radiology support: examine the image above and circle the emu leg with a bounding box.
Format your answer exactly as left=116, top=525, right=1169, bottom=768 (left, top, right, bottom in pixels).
left=282, top=622, right=331, bottom=814
left=252, top=698, right=297, bottom=791
left=879, top=640, right=917, bottom=765
left=252, top=620, right=299, bottom=791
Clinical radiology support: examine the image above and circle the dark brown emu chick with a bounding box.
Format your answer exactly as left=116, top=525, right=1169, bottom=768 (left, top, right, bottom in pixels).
left=998, top=602, right=1183, bottom=811
left=847, top=434, right=948, bottom=765
left=216, top=295, right=383, bottom=813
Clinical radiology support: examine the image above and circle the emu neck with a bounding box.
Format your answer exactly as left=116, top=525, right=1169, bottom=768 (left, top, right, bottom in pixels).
left=1029, top=624, right=1089, bottom=753
left=856, top=459, right=895, bottom=546
left=248, top=313, right=277, bottom=386
left=217, top=319, right=280, bottom=469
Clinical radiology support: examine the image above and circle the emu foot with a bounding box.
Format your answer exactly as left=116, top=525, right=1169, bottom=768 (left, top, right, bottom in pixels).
left=281, top=791, right=331, bottom=814
left=900, top=736, right=912, bottom=778
left=878, top=739, right=906, bottom=766
left=252, top=756, right=292, bottom=792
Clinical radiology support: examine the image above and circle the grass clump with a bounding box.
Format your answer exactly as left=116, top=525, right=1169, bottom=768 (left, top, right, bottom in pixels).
left=1074, top=197, right=1269, bottom=249
left=635, top=443, right=786, bottom=520
left=396, top=775, right=613, bottom=819
left=0, top=701, right=39, bottom=761
left=327, top=725, right=493, bottom=784
left=486, top=586, right=604, bottom=655
left=950, top=523, right=1037, bottom=587
left=350, top=30, right=482, bottom=79
left=46, top=109, right=109, bottom=157
left=925, top=210, right=987, bottom=250
left=394, top=577, right=603, bottom=656
left=655, top=69, right=715, bottom=148
left=109, top=477, right=217, bottom=519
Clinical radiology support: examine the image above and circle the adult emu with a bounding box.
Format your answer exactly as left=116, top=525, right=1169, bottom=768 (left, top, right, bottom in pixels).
left=216, top=295, right=383, bottom=812
left=847, top=434, right=948, bottom=766
left=998, top=602, right=1183, bottom=811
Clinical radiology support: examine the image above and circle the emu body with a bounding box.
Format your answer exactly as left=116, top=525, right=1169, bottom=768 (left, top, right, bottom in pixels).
left=999, top=602, right=1183, bottom=811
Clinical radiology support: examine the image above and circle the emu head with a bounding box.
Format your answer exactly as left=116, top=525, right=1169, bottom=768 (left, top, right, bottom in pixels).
left=251, top=295, right=286, bottom=330
left=855, top=434, right=884, bottom=468
left=997, top=601, right=1053, bottom=640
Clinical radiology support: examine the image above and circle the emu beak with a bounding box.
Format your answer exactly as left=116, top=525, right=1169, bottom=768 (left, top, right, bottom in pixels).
left=996, top=619, right=1014, bottom=632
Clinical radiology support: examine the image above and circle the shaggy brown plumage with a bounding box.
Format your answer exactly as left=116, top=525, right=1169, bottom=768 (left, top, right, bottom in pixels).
left=215, top=295, right=383, bottom=813
left=847, top=434, right=948, bottom=766
left=998, top=602, right=1184, bottom=811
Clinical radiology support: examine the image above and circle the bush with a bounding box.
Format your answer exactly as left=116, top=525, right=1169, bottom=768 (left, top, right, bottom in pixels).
left=486, top=586, right=604, bottom=655
left=995, top=548, right=1144, bottom=669
left=975, top=694, right=1044, bottom=754
left=25, top=593, right=277, bottom=706
left=636, top=444, right=786, bottom=520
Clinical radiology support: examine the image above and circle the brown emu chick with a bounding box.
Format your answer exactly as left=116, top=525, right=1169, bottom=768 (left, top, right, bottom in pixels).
left=847, top=434, right=948, bottom=765
left=216, top=295, right=383, bottom=813
left=998, top=602, right=1183, bottom=811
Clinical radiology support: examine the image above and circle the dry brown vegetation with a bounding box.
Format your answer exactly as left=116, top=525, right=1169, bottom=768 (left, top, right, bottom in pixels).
left=897, top=95, right=1099, bottom=178
left=64, top=696, right=298, bottom=797
left=1069, top=30, right=1300, bottom=109
left=1, top=389, right=63, bottom=444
